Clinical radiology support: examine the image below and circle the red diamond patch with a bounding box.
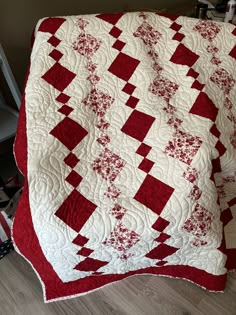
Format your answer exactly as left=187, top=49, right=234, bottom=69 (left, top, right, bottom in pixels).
left=47, top=35, right=61, bottom=47
left=210, top=124, right=221, bottom=138
left=109, top=26, right=122, bottom=38
left=191, top=80, right=205, bottom=91
left=187, top=68, right=199, bottom=79
left=159, top=13, right=178, bottom=21
left=135, top=174, right=174, bottom=216
left=170, top=43, right=199, bottom=67
left=136, top=143, right=152, bottom=157
left=215, top=141, right=226, bottom=157
left=156, top=260, right=168, bottom=266
left=38, top=17, right=65, bottom=34
left=64, top=153, right=79, bottom=168
left=108, top=52, right=140, bottom=81
left=58, top=105, right=73, bottom=116
left=190, top=92, right=218, bottom=122
left=172, top=33, right=185, bottom=42
left=77, top=247, right=94, bottom=257
left=146, top=243, right=178, bottom=260
left=121, top=110, right=155, bottom=142
left=56, top=93, right=71, bottom=104
left=49, top=49, right=63, bottom=61
left=126, top=96, right=139, bottom=108
left=65, top=170, right=82, bottom=188
left=112, top=39, right=126, bottom=51
left=221, top=208, right=233, bottom=226
left=50, top=117, right=88, bottom=150
left=229, top=198, right=236, bottom=207
left=42, top=63, right=76, bottom=92
left=72, top=234, right=88, bottom=247
left=74, top=257, right=108, bottom=272
left=155, top=233, right=170, bottom=243
left=96, top=13, right=123, bottom=25
left=122, top=83, right=136, bottom=95
left=152, top=217, right=170, bottom=232
left=55, top=190, right=97, bottom=233
left=138, top=158, right=154, bottom=173
left=212, top=158, right=222, bottom=177
left=171, top=22, right=182, bottom=31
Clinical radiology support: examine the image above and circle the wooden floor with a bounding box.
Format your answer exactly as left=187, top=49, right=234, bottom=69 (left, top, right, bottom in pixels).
left=0, top=251, right=235, bottom=315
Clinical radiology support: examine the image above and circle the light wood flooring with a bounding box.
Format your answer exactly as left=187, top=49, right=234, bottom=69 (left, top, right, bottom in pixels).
left=0, top=251, right=236, bottom=315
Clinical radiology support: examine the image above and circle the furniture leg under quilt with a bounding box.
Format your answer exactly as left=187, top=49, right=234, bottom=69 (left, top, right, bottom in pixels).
left=13, top=12, right=236, bottom=302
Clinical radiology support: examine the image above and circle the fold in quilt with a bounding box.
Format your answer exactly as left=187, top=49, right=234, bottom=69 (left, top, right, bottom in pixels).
left=13, top=12, right=236, bottom=302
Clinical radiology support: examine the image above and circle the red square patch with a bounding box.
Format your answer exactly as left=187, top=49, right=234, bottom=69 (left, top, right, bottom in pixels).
left=108, top=53, right=140, bottom=81
left=121, top=110, right=155, bottom=142
left=42, top=63, right=76, bottom=92
left=135, top=174, right=174, bottom=215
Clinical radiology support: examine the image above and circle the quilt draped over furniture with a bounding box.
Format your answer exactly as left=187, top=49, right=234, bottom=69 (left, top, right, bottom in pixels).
left=13, top=12, right=236, bottom=302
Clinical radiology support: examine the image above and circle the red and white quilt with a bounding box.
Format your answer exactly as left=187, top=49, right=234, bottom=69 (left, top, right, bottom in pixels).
left=13, top=12, right=236, bottom=302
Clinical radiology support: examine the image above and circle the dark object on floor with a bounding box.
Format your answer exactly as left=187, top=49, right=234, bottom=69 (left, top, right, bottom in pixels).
left=0, top=239, right=14, bottom=259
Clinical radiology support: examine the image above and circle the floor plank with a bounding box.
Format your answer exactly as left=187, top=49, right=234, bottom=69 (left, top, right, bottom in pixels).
left=1, top=251, right=236, bottom=315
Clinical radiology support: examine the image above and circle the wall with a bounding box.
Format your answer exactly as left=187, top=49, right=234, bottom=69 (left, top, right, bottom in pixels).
left=0, top=0, right=194, bottom=90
